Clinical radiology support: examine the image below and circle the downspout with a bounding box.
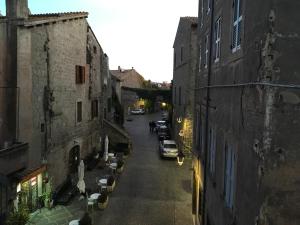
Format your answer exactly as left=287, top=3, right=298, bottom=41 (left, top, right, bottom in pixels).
left=43, top=27, right=51, bottom=158
left=202, top=0, right=215, bottom=224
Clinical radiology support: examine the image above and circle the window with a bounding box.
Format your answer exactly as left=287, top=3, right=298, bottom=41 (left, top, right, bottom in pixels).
left=91, top=100, right=98, bottom=119
left=208, top=128, right=216, bottom=175
left=180, top=46, right=184, bottom=62
left=224, top=143, right=236, bottom=209
left=214, top=17, right=221, bottom=62
left=201, top=0, right=204, bottom=27
left=232, top=0, right=242, bottom=52
left=77, top=101, right=82, bottom=123
left=174, top=52, right=176, bottom=68
left=204, top=35, right=209, bottom=68
left=174, top=87, right=177, bottom=105
left=75, top=65, right=86, bottom=84
left=196, top=111, right=201, bottom=148
left=207, top=0, right=211, bottom=14
left=199, top=45, right=202, bottom=72
left=178, top=86, right=182, bottom=105
left=107, top=97, right=111, bottom=113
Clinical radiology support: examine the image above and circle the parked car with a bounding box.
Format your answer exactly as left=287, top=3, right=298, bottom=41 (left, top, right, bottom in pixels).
left=157, top=125, right=170, bottom=140
left=130, top=109, right=145, bottom=115
left=154, top=120, right=167, bottom=132
left=159, top=140, right=178, bottom=158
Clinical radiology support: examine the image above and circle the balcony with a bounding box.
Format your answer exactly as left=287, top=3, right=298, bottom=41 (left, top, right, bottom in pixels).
left=0, top=143, right=28, bottom=175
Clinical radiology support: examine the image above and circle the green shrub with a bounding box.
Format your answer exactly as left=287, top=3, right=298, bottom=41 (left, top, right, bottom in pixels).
left=5, top=205, right=29, bottom=225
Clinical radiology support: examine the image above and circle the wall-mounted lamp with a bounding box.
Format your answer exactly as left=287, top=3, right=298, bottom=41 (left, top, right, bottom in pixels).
left=177, top=152, right=185, bottom=166
left=176, top=117, right=182, bottom=123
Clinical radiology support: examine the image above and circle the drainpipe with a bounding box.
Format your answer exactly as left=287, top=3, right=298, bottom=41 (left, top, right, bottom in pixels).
left=202, top=0, right=215, bottom=224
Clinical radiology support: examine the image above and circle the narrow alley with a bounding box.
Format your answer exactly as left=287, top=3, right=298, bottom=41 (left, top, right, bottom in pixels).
left=93, top=113, right=193, bottom=225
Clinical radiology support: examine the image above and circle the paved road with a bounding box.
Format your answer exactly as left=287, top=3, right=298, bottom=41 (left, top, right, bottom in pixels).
left=94, top=113, right=193, bottom=225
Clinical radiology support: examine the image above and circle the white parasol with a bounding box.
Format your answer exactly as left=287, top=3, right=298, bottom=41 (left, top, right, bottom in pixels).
left=104, top=135, right=109, bottom=162
left=77, top=160, right=85, bottom=194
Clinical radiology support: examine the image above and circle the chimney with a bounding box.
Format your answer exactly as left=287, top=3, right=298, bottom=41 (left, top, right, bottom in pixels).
left=6, top=0, right=29, bottom=19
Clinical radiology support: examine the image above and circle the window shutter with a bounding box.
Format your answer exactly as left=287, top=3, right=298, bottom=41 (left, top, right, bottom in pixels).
left=82, top=66, right=86, bottom=83
left=76, top=65, right=80, bottom=83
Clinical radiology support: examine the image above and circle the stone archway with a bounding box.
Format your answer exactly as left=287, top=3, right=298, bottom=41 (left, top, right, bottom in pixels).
left=68, top=145, right=80, bottom=174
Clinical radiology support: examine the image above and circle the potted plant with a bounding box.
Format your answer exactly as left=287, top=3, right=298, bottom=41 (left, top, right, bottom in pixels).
left=97, top=191, right=109, bottom=210
left=79, top=212, right=92, bottom=225
left=6, top=205, right=29, bottom=225
left=106, top=175, right=115, bottom=192
left=116, top=159, right=124, bottom=173
left=41, top=191, right=52, bottom=208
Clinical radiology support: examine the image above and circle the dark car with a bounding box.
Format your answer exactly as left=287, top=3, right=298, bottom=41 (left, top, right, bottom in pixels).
left=157, top=125, right=170, bottom=140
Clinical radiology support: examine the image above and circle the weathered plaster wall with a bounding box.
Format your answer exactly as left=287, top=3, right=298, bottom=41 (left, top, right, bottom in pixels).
left=195, top=0, right=300, bottom=225
left=28, top=19, right=103, bottom=187
left=173, top=18, right=197, bottom=154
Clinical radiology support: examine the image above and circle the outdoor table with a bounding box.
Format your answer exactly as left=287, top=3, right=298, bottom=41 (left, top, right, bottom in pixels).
left=98, top=178, right=107, bottom=186
left=69, top=219, right=79, bottom=225
left=109, top=162, right=117, bottom=174
left=90, top=193, right=101, bottom=201
left=98, top=178, right=108, bottom=191
left=109, top=162, right=117, bottom=168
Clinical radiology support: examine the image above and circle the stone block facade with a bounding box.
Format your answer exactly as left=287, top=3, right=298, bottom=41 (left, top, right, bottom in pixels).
left=172, top=17, right=198, bottom=155
left=192, top=1, right=300, bottom=225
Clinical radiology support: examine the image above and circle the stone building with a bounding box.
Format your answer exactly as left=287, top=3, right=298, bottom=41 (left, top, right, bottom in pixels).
left=0, top=0, right=107, bottom=217
left=172, top=17, right=198, bottom=155
left=192, top=1, right=300, bottom=225
left=111, top=67, right=145, bottom=114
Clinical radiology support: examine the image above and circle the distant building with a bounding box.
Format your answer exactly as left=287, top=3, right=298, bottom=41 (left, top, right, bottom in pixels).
left=110, top=66, right=145, bottom=89
left=172, top=17, right=198, bottom=156
left=111, top=67, right=145, bottom=113
left=0, top=0, right=107, bottom=216
left=193, top=1, right=300, bottom=225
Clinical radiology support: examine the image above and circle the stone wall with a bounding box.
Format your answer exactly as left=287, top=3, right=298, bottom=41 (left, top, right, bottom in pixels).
left=194, top=1, right=300, bottom=225
left=172, top=18, right=197, bottom=154
left=27, top=19, right=103, bottom=187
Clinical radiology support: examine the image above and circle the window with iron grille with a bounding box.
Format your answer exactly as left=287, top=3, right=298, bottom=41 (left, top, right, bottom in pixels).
left=232, top=0, right=242, bottom=52
left=224, top=143, right=236, bottom=209
left=91, top=100, right=98, bottom=118
left=204, top=35, right=209, bottom=68
left=214, top=17, right=221, bottom=62
left=77, top=101, right=82, bottom=123
left=75, top=65, right=86, bottom=84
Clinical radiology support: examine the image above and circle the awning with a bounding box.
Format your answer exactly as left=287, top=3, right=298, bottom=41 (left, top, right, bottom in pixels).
left=15, top=165, right=47, bottom=183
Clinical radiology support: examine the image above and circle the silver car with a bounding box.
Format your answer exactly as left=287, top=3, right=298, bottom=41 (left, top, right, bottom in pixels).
left=159, top=140, right=178, bottom=158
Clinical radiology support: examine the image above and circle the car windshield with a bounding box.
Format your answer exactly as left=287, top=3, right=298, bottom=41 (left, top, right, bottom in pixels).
left=164, top=144, right=176, bottom=148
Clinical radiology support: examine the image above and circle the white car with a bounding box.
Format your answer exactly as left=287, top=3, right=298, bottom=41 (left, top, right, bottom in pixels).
left=131, top=109, right=145, bottom=115
left=159, top=140, right=178, bottom=158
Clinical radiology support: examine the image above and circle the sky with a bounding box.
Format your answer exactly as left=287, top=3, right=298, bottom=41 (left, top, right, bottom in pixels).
left=0, top=0, right=198, bottom=82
